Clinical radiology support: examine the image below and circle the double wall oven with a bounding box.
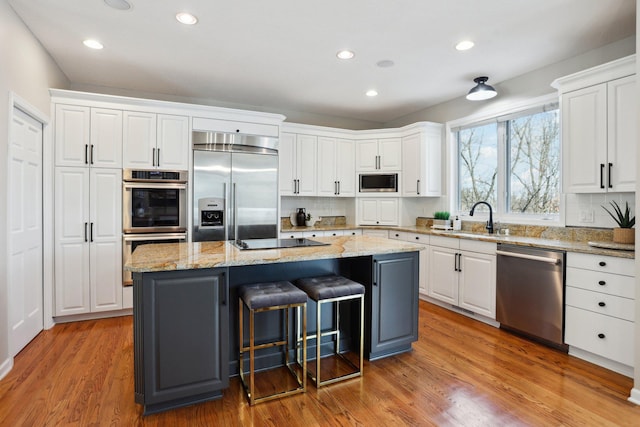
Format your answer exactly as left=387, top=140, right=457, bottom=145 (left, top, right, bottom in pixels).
left=122, top=169, right=188, bottom=286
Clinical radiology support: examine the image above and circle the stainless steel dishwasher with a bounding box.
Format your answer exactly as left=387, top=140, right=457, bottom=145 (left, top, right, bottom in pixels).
left=496, top=243, right=567, bottom=350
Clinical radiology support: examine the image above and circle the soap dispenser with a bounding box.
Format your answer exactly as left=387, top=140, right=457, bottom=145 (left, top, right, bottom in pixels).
left=453, top=215, right=462, bottom=231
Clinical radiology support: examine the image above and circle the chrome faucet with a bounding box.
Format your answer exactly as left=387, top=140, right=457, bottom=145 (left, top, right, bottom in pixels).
left=469, top=201, right=494, bottom=234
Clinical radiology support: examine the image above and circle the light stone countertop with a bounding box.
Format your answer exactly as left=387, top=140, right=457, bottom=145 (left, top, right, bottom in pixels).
left=125, top=235, right=426, bottom=273
left=282, top=224, right=635, bottom=259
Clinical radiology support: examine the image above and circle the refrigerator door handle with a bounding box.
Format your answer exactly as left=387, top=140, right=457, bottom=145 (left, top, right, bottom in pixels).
left=223, top=182, right=228, bottom=241
left=233, top=183, right=238, bottom=241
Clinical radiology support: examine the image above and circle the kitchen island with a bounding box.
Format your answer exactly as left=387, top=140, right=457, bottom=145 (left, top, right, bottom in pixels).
left=126, top=235, right=424, bottom=414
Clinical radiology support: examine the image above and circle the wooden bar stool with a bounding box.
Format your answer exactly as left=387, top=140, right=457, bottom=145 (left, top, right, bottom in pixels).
left=294, top=275, right=364, bottom=387
left=238, top=281, right=307, bottom=405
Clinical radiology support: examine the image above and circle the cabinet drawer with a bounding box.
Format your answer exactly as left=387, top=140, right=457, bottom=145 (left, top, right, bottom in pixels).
left=404, top=233, right=428, bottom=244
left=362, top=229, right=389, bottom=238
left=324, top=230, right=344, bottom=237
left=429, top=235, right=459, bottom=249
left=566, top=267, right=635, bottom=298
left=388, top=231, right=406, bottom=240
left=460, top=239, right=496, bottom=254
left=566, top=287, right=635, bottom=321
left=302, top=230, right=325, bottom=238
left=281, top=231, right=304, bottom=239
left=565, top=306, right=635, bottom=366
left=343, top=229, right=362, bottom=236
left=567, top=252, right=634, bottom=276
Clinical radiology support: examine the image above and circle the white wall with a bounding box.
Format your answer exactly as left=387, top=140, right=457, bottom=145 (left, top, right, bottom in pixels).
left=0, top=0, right=69, bottom=376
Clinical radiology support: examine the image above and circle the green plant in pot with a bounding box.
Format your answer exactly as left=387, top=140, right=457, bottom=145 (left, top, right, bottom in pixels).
left=602, top=201, right=635, bottom=244
left=433, top=211, right=452, bottom=229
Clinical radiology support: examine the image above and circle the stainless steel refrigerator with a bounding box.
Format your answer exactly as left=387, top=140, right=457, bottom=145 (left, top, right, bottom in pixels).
left=192, top=131, right=279, bottom=242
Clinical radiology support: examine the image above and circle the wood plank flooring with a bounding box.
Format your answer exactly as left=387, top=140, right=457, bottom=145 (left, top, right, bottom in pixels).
left=1, top=301, right=638, bottom=426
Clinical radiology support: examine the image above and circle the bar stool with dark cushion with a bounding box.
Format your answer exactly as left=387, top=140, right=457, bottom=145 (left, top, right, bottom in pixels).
left=238, top=281, right=307, bottom=405
left=294, top=275, right=364, bottom=387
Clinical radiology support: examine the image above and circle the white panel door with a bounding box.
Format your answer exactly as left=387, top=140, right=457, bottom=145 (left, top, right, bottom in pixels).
left=356, top=139, right=378, bottom=171
left=55, top=104, right=90, bottom=167
left=335, top=138, right=355, bottom=196
left=296, top=134, right=317, bottom=196
left=157, top=114, right=189, bottom=170
left=458, top=251, right=496, bottom=319
left=317, top=136, right=337, bottom=196
left=54, top=167, right=91, bottom=315
left=402, top=133, right=420, bottom=196
left=378, top=198, right=399, bottom=225
left=8, top=107, right=43, bottom=356
left=378, top=138, right=401, bottom=171
left=607, top=75, right=636, bottom=192
left=279, top=133, right=296, bottom=195
left=90, top=108, right=122, bottom=168
left=359, top=199, right=380, bottom=224
left=90, top=169, right=123, bottom=312
left=428, top=246, right=458, bottom=305
left=123, top=111, right=157, bottom=168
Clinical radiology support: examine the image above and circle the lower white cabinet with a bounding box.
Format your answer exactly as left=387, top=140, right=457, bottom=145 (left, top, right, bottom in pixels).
left=54, top=167, right=123, bottom=315
left=361, top=229, right=389, bottom=238
left=389, top=232, right=429, bottom=295
left=565, top=252, right=635, bottom=372
left=428, top=236, right=496, bottom=319
left=357, top=198, right=399, bottom=226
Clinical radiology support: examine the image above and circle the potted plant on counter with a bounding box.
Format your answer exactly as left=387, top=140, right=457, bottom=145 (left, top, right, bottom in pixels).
left=433, top=211, right=452, bottom=229
left=602, top=201, right=635, bottom=244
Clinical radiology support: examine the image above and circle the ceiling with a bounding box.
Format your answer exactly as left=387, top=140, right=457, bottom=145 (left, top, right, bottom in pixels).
left=8, top=0, right=636, bottom=124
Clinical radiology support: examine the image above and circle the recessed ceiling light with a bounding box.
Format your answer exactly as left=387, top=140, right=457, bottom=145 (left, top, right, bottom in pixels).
left=83, top=39, right=104, bottom=50
left=366, top=90, right=378, bottom=97
left=104, top=0, right=131, bottom=11
left=376, top=60, right=394, bottom=68
left=336, top=50, right=355, bottom=60
left=176, top=12, right=198, bottom=25
left=456, top=40, right=475, bottom=51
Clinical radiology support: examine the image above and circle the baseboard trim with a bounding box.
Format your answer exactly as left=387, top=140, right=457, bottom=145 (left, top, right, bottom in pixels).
left=0, top=357, right=14, bottom=381
left=628, top=388, right=640, bottom=405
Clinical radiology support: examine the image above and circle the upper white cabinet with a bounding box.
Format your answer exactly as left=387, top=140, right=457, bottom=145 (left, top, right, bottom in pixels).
left=317, top=137, right=355, bottom=197
left=356, top=138, right=401, bottom=171
left=55, top=104, right=122, bottom=168
left=357, top=198, right=399, bottom=226
left=552, top=55, right=636, bottom=193
left=192, top=117, right=279, bottom=137
left=279, top=133, right=317, bottom=196
left=123, top=112, right=189, bottom=171
left=401, top=124, right=442, bottom=197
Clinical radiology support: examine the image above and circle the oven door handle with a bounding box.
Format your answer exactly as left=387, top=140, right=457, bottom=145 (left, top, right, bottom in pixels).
left=123, top=182, right=187, bottom=190
left=123, top=233, right=187, bottom=242
left=496, top=250, right=560, bottom=264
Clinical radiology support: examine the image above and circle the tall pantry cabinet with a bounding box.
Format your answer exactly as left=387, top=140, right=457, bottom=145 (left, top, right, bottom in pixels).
left=54, top=104, right=123, bottom=316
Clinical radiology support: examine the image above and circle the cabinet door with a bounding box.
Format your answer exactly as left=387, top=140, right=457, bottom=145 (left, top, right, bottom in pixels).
left=55, top=104, right=90, bottom=167
left=295, top=135, right=317, bottom=196
left=402, top=133, right=420, bottom=196
left=137, top=269, right=229, bottom=409
left=458, top=251, right=496, bottom=319
left=369, top=253, right=419, bottom=359
left=378, top=138, right=401, bottom=171
left=356, top=139, right=378, bottom=171
left=90, top=168, right=123, bottom=312
left=428, top=246, right=458, bottom=305
left=317, top=137, right=337, bottom=196
left=157, top=114, right=189, bottom=170
left=607, top=75, right=636, bottom=192
left=54, top=167, right=90, bottom=315
left=279, top=133, right=296, bottom=195
left=423, top=125, right=442, bottom=196
left=335, top=138, right=355, bottom=196
left=123, top=111, right=157, bottom=169
left=561, top=84, right=607, bottom=193
left=90, top=108, right=123, bottom=168
left=359, top=199, right=380, bottom=225
left=377, top=199, right=399, bottom=226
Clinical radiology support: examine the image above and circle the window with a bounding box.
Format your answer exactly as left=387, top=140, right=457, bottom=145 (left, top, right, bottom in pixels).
left=456, top=103, right=560, bottom=221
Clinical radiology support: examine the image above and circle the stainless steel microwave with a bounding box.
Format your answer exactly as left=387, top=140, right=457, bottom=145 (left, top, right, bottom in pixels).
left=359, top=173, right=398, bottom=192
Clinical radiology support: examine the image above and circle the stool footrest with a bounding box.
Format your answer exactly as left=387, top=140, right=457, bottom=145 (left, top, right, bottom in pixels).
left=240, top=339, right=287, bottom=352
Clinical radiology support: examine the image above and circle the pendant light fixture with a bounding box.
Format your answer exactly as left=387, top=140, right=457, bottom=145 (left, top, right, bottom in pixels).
left=466, top=76, right=497, bottom=101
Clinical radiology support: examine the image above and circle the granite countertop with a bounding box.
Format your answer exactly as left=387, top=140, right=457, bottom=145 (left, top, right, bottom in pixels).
left=282, top=224, right=635, bottom=259
left=125, top=235, right=426, bottom=273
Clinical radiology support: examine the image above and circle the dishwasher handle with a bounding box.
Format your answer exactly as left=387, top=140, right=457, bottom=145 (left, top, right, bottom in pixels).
left=496, top=249, right=560, bottom=265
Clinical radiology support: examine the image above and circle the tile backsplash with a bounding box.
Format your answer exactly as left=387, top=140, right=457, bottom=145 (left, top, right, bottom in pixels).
left=281, top=196, right=356, bottom=225
left=565, top=192, right=635, bottom=228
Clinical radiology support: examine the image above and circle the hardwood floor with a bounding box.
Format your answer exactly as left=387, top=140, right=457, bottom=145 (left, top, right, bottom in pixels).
left=1, top=301, right=638, bottom=426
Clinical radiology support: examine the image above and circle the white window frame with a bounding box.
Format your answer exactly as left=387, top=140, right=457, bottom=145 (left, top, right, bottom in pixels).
left=446, top=93, right=564, bottom=226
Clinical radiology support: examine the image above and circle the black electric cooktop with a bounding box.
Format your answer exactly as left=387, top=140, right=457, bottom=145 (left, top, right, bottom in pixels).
left=233, top=238, right=329, bottom=250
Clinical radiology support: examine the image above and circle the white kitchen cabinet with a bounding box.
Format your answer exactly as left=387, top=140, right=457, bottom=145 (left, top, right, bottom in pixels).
left=390, top=232, right=429, bottom=295
left=123, top=112, right=189, bottom=170
left=55, top=104, right=122, bottom=168
left=361, top=229, right=389, bottom=238
left=279, top=133, right=317, bottom=196
left=402, top=124, right=442, bottom=197
left=565, top=252, right=635, bottom=374
left=54, top=167, right=123, bottom=315
left=553, top=56, right=636, bottom=193
left=428, top=236, right=496, bottom=319
left=357, top=198, right=399, bottom=226
left=317, top=137, right=355, bottom=197
left=356, top=138, right=401, bottom=171
left=192, top=116, right=279, bottom=137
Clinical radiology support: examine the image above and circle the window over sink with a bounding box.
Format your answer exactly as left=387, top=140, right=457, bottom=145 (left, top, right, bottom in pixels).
left=454, top=100, right=560, bottom=223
